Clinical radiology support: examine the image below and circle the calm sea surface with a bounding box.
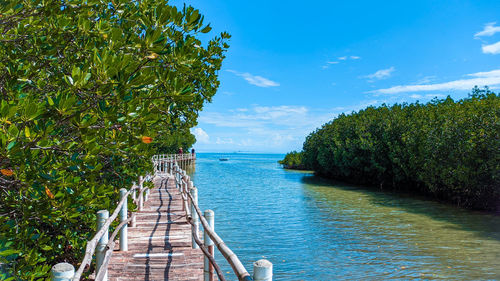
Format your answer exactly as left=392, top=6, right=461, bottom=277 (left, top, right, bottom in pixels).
left=190, top=153, right=500, bottom=280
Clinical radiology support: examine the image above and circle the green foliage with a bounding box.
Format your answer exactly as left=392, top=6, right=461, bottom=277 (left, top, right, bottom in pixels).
left=301, top=88, right=500, bottom=210
left=0, top=0, right=229, bottom=279
left=278, top=151, right=307, bottom=170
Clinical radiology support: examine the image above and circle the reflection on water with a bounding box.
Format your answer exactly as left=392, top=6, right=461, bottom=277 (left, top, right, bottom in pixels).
left=191, top=153, right=500, bottom=280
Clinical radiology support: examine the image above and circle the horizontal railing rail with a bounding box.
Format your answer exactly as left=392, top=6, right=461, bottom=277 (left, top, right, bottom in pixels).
left=160, top=156, right=273, bottom=281
left=50, top=152, right=273, bottom=281
left=50, top=175, right=153, bottom=281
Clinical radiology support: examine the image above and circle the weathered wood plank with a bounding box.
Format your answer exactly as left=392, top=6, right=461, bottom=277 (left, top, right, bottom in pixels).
left=107, top=175, right=203, bottom=281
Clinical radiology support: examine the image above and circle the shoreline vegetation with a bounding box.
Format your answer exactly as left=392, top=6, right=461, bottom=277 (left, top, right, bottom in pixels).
left=278, top=151, right=306, bottom=170
left=280, top=88, right=500, bottom=211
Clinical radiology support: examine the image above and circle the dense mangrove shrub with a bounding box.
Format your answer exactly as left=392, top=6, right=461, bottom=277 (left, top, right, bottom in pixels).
left=0, top=0, right=229, bottom=279
left=278, top=151, right=308, bottom=170
left=302, top=88, right=500, bottom=210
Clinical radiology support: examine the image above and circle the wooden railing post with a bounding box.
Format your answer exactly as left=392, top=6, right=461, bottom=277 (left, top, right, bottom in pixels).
left=204, top=210, right=215, bottom=281
left=96, top=210, right=109, bottom=281
left=189, top=182, right=199, bottom=249
left=253, top=259, right=273, bottom=281
left=51, top=262, right=74, bottom=281
left=119, top=188, right=128, bottom=251
left=182, top=171, right=187, bottom=194
left=176, top=165, right=180, bottom=189
left=138, top=176, right=144, bottom=211
left=131, top=184, right=137, bottom=228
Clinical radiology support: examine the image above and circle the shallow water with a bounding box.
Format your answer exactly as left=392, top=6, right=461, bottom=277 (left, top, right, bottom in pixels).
left=190, top=153, right=500, bottom=280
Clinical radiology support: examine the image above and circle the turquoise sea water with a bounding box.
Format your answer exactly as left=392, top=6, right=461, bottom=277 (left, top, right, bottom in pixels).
left=190, top=153, right=500, bottom=280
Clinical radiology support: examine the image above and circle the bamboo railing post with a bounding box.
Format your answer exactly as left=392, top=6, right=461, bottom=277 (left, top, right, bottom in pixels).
left=176, top=166, right=180, bottom=189
left=96, top=210, right=109, bottom=281
left=51, top=262, right=75, bottom=281
left=253, top=260, right=273, bottom=281
left=160, top=155, right=163, bottom=173
left=204, top=210, right=215, bottom=281
left=132, top=183, right=136, bottom=201
left=131, top=184, right=137, bottom=228
left=119, top=188, right=128, bottom=251
left=138, top=177, right=144, bottom=211
left=189, top=182, right=199, bottom=249
left=179, top=171, right=184, bottom=193
left=182, top=171, right=187, bottom=194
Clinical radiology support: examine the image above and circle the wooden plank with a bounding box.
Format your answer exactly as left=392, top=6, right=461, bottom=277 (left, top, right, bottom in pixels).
left=107, top=175, right=203, bottom=281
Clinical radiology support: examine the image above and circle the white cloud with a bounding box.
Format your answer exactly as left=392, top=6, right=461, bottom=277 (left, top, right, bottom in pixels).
left=364, top=67, right=395, bottom=81
left=482, top=41, right=500, bottom=54
left=413, top=76, right=437, bottom=85
left=467, top=69, right=500, bottom=78
left=215, top=137, right=234, bottom=145
left=200, top=105, right=310, bottom=129
left=191, top=128, right=209, bottom=143
left=196, top=101, right=400, bottom=152
left=475, top=22, right=500, bottom=37
left=322, top=56, right=360, bottom=69
left=254, top=105, right=308, bottom=117
left=370, top=69, right=500, bottom=94
left=227, top=70, right=279, bottom=87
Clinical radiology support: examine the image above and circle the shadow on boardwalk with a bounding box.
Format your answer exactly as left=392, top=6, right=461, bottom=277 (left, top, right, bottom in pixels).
left=107, top=175, right=203, bottom=281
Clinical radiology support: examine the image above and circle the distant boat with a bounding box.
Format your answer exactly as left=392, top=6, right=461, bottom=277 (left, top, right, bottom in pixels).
left=219, top=158, right=229, bottom=161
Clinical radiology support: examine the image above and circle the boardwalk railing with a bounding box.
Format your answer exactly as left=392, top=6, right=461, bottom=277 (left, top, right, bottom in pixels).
left=50, top=153, right=272, bottom=281
left=153, top=154, right=273, bottom=281
left=50, top=175, right=153, bottom=281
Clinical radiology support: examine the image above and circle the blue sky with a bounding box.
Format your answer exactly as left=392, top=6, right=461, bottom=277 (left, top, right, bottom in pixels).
left=172, top=0, right=500, bottom=153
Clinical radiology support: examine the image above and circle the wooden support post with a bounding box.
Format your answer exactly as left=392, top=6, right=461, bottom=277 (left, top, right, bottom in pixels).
left=181, top=171, right=187, bottom=194
left=96, top=210, right=109, bottom=281
left=204, top=210, right=215, bottom=281
left=119, top=188, right=128, bottom=251
left=131, top=184, right=137, bottom=228
left=176, top=166, right=181, bottom=189
left=138, top=177, right=144, bottom=211
left=51, top=262, right=74, bottom=281
left=131, top=212, right=136, bottom=228
left=253, top=259, right=273, bottom=281
left=189, top=182, right=199, bottom=249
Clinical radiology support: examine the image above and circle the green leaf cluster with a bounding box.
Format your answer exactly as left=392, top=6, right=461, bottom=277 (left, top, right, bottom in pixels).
left=301, top=88, right=500, bottom=210
left=278, top=151, right=307, bottom=170
left=0, top=0, right=229, bottom=279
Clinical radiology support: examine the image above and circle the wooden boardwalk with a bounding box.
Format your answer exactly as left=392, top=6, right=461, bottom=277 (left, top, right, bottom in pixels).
left=107, top=175, right=203, bottom=281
